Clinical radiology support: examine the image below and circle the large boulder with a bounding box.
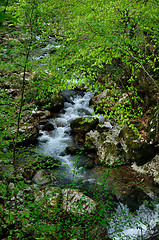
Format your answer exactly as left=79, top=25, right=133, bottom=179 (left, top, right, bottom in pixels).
left=85, top=130, right=126, bottom=166
left=97, top=134, right=126, bottom=166
left=42, top=122, right=54, bottom=131
left=85, top=130, right=100, bottom=151
left=119, top=126, right=155, bottom=166
left=61, top=189, right=97, bottom=217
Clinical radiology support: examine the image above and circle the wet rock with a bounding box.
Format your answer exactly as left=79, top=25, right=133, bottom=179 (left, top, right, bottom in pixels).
left=59, top=90, right=75, bottom=104
left=62, top=188, right=97, bottom=217
left=42, top=122, right=54, bottom=131
left=85, top=159, right=95, bottom=169
left=119, top=126, right=155, bottom=165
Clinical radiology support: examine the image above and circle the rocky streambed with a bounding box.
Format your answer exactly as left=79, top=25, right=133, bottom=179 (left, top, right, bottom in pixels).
left=33, top=89, right=159, bottom=239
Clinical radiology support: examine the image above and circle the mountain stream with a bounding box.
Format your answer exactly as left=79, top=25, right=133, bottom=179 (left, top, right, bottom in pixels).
left=36, top=90, right=159, bottom=240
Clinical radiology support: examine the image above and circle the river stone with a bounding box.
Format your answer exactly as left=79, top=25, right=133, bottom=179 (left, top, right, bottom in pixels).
left=42, top=122, right=54, bottom=131
left=61, top=189, right=97, bottom=216
left=66, top=146, right=80, bottom=154
left=32, top=169, right=52, bottom=185
left=132, top=154, right=159, bottom=185
left=119, top=185, right=152, bottom=212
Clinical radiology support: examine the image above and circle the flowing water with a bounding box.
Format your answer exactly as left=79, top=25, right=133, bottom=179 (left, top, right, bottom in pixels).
left=36, top=90, right=159, bottom=240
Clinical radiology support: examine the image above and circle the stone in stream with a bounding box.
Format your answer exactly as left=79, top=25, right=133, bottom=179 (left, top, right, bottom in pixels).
left=59, top=90, right=75, bottom=104
left=42, top=122, right=54, bottom=131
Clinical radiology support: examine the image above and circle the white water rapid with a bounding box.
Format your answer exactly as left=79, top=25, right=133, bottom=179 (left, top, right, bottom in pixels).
left=36, top=90, right=159, bottom=240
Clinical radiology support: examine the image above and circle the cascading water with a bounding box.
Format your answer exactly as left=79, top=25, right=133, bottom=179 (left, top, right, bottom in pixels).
left=36, top=90, right=159, bottom=240
left=36, top=91, right=99, bottom=185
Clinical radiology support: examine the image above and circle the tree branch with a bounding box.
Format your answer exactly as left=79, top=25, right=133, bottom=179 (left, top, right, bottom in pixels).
left=125, top=49, right=159, bottom=90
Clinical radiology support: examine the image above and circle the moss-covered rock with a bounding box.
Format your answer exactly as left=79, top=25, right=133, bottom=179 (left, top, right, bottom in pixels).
left=119, top=126, right=155, bottom=166
left=70, top=117, right=99, bottom=134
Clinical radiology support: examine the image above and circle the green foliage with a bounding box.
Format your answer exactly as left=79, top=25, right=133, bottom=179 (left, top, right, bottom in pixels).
left=0, top=0, right=158, bottom=239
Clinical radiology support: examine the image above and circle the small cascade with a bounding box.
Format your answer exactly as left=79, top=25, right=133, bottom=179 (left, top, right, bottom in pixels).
left=36, top=91, right=96, bottom=183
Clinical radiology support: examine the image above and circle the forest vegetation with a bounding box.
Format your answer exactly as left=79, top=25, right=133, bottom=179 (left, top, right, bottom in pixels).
left=0, top=0, right=159, bottom=239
